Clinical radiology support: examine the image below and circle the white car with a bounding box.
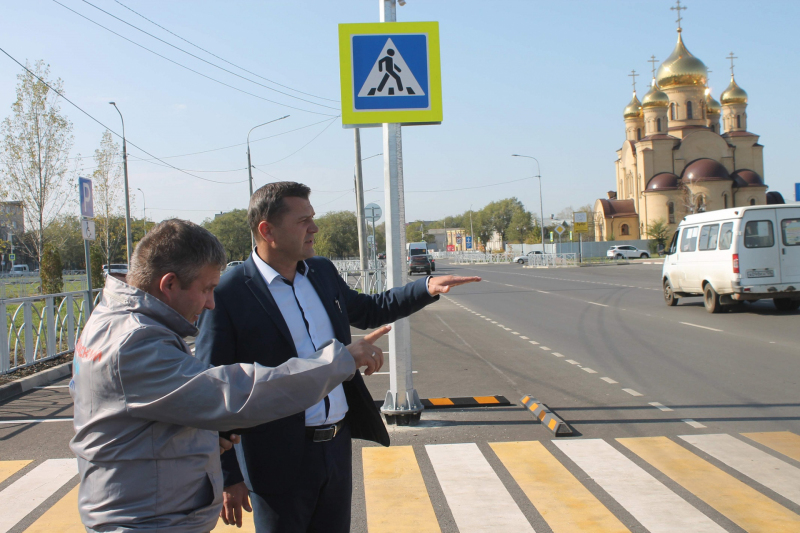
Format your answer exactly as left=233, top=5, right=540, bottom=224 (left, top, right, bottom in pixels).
left=224, top=261, right=244, bottom=273
left=102, top=264, right=129, bottom=277
left=513, top=251, right=543, bottom=264
left=607, top=245, right=650, bottom=260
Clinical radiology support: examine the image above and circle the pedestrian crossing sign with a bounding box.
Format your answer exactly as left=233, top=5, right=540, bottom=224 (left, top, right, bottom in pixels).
left=339, top=22, right=442, bottom=126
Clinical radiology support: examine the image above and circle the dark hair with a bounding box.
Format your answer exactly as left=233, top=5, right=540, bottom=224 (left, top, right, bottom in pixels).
left=248, top=181, right=311, bottom=236
left=127, top=219, right=227, bottom=290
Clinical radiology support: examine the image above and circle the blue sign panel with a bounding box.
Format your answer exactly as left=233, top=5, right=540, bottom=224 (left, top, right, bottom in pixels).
left=352, top=34, right=430, bottom=112
left=78, top=177, right=94, bottom=219
left=465, top=236, right=473, bottom=249
left=796, top=183, right=800, bottom=202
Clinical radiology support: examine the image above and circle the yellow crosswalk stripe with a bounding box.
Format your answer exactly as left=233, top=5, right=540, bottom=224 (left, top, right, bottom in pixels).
left=362, top=446, right=440, bottom=533
left=742, top=431, right=800, bottom=463
left=491, top=441, right=630, bottom=533
left=619, top=436, right=800, bottom=533
left=0, top=460, right=32, bottom=484
left=210, top=510, right=256, bottom=532
left=24, top=483, right=83, bottom=532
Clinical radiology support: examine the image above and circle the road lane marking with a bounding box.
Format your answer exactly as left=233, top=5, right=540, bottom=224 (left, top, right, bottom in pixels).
left=0, top=459, right=78, bottom=533
left=679, top=322, right=723, bottom=332
left=491, top=441, right=630, bottom=533
left=537, top=290, right=550, bottom=294
left=683, top=419, right=707, bottom=429
left=556, top=439, right=725, bottom=533
left=0, top=461, right=31, bottom=485
left=491, top=321, right=498, bottom=324
left=649, top=402, right=673, bottom=412
left=362, top=447, right=440, bottom=533
left=566, top=360, right=580, bottom=365
left=520, top=336, right=529, bottom=339
left=582, top=368, right=598, bottom=374
left=680, top=433, right=800, bottom=505
left=601, top=377, right=618, bottom=384
left=33, top=385, right=70, bottom=389
left=742, top=432, right=800, bottom=463
left=426, top=443, right=535, bottom=532
left=540, top=346, right=551, bottom=351
left=588, top=302, right=609, bottom=307
left=529, top=340, right=539, bottom=345
left=622, top=389, right=642, bottom=397
left=503, top=327, right=512, bottom=331
left=505, top=284, right=514, bottom=287
left=0, top=418, right=73, bottom=425
left=551, top=352, right=565, bottom=358
left=511, top=332, right=520, bottom=335
left=369, top=371, right=418, bottom=375
left=23, top=484, right=83, bottom=533
left=620, top=436, right=800, bottom=532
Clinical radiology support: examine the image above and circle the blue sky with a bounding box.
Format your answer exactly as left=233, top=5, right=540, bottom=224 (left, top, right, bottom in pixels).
left=2, top=0, right=798, bottom=225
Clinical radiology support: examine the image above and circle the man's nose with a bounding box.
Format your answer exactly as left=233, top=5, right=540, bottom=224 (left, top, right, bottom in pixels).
left=309, top=222, right=319, bottom=234
left=205, top=293, right=216, bottom=311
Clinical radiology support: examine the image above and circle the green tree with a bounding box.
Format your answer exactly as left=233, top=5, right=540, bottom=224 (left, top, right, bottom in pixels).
left=40, top=245, right=63, bottom=295
left=314, top=211, right=358, bottom=258
left=202, top=209, right=249, bottom=262
left=646, top=218, right=671, bottom=253
left=91, top=130, right=125, bottom=264
left=44, top=215, right=83, bottom=269
left=90, top=246, right=105, bottom=289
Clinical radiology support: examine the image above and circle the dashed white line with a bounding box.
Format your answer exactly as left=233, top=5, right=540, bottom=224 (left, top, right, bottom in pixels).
left=511, top=332, right=520, bottom=335
left=582, top=368, right=598, bottom=374
left=601, top=377, right=618, bottom=384
left=679, top=322, right=723, bottom=332
left=588, top=302, right=609, bottom=307
left=682, top=419, right=707, bottom=429
left=540, top=346, right=551, bottom=351
left=503, top=327, right=512, bottom=331
left=623, top=388, right=643, bottom=397
left=552, top=352, right=565, bottom=358
left=566, top=359, right=581, bottom=365
left=505, top=284, right=514, bottom=287
left=519, top=336, right=529, bottom=340
left=491, top=321, right=498, bottom=324
left=649, top=402, right=674, bottom=412
left=528, top=340, right=539, bottom=345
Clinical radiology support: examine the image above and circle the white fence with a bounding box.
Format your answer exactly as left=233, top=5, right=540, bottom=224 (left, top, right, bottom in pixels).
left=332, top=260, right=387, bottom=294
left=2, top=289, right=101, bottom=375
left=526, top=253, right=578, bottom=267
left=433, top=252, right=515, bottom=264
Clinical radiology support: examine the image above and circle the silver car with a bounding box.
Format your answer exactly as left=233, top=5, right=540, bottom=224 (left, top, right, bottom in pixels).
left=607, top=245, right=650, bottom=259
left=513, top=251, right=543, bottom=264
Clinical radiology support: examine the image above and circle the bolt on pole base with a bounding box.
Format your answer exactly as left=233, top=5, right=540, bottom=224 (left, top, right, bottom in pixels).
left=381, top=389, right=424, bottom=426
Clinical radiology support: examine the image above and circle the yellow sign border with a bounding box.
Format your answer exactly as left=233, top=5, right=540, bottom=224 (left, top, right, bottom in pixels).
left=338, top=22, right=442, bottom=125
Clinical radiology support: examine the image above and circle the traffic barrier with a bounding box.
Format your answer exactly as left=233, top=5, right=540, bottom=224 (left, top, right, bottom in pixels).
left=521, top=395, right=573, bottom=436
left=421, top=395, right=510, bottom=408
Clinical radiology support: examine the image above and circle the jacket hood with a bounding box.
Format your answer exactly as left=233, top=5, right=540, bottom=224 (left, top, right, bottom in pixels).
left=102, top=276, right=199, bottom=338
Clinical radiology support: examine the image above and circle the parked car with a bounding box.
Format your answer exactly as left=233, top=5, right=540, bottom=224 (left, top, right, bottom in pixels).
left=662, top=204, right=800, bottom=313
left=425, top=253, right=436, bottom=271
left=102, top=264, right=129, bottom=277
left=408, top=255, right=432, bottom=276
left=9, top=264, right=30, bottom=276
left=607, top=245, right=650, bottom=260
left=377, top=253, right=386, bottom=260
left=513, top=251, right=543, bottom=264
left=224, top=260, right=244, bottom=273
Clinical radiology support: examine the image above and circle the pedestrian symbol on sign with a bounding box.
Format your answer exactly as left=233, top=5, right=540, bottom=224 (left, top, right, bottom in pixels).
left=358, top=38, right=425, bottom=98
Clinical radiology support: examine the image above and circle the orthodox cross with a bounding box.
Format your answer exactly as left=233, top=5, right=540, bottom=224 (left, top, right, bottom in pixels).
left=671, top=0, right=687, bottom=31
left=629, top=70, right=639, bottom=93
left=648, top=55, right=659, bottom=79
left=726, top=52, right=738, bottom=77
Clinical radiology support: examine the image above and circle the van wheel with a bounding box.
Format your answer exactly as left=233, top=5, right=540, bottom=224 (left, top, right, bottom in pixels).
left=664, top=280, right=678, bottom=306
left=704, top=284, right=722, bottom=313
left=774, top=299, right=800, bottom=312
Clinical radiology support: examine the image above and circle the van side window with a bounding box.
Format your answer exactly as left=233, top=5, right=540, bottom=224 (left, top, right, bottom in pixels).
left=781, top=219, right=800, bottom=246
left=744, top=220, right=775, bottom=248
left=680, top=226, right=698, bottom=252
left=698, top=224, right=720, bottom=251
left=718, top=222, right=734, bottom=250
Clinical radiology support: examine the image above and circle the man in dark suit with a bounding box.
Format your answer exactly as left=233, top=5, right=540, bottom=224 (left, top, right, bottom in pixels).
left=196, top=182, right=480, bottom=532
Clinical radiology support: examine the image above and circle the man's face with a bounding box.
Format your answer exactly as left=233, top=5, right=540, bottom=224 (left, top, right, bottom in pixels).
left=267, top=196, right=319, bottom=261
left=164, top=264, right=221, bottom=323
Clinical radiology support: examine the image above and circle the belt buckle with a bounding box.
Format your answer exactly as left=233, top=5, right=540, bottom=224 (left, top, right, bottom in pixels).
left=313, top=425, right=336, bottom=443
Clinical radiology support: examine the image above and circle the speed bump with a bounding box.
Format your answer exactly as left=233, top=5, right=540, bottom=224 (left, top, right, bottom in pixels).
left=421, top=395, right=510, bottom=409
left=521, top=395, right=573, bottom=436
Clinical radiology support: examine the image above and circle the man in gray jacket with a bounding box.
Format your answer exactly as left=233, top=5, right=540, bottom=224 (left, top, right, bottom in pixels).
left=70, top=219, right=387, bottom=533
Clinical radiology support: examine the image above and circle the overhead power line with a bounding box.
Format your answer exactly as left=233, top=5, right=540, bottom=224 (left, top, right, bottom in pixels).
left=0, top=47, right=247, bottom=185
left=112, top=0, right=339, bottom=103
left=51, top=0, right=339, bottom=117
left=79, top=0, right=339, bottom=110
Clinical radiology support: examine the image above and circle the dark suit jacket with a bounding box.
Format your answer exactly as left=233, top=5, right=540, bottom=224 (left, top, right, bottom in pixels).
left=195, top=255, right=438, bottom=494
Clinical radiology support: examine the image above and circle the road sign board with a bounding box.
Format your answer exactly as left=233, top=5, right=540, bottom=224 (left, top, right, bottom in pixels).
left=78, top=177, right=94, bottom=219
left=365, top=203, right=382, bottom=222
left=81, top=220, right=96, bottom=241
left=367, top=235, right=375, bottom=244
left=573, top=211, right=588, bottom=233
left=796, top=183, right=800, bottom=202
left=339, top=22, right=442, bottom=126
left=555, top=224, right=566, bottom=236
left=466, top=236, right=473, bottom=249
left=9, top=254, right=15, bottom=261
left=456, top=235, right=462, bottom=244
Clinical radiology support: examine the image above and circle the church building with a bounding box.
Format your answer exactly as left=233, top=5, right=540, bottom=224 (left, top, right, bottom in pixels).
left=593, top=4, right=783, bottom=242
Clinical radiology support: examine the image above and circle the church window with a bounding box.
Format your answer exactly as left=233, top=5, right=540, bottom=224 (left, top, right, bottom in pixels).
left=750, top=198, right=756, bottom=206
left=723, top=193, right=728, bottom=209
left=737, top=115, right=741, bottom=128
left=657, top=118, right=662, bottom=132
left=710, top=124, right=715, bottom=133
left=686, top=101, right=693, bottom=119
left=620, top=224, right=630, bottom=236
left=637, top=128, right=641, bottom=140
left=697, top=196, right=706, bottom=212
left=670, top=103, right=675, bottom=120
left=668, top=202, right=675, bottom=224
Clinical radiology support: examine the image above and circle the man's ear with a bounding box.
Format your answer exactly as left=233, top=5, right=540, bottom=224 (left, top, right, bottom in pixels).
left=158, top=272, right=180, bottom=297
left=258, top=220, right=274, bottom=244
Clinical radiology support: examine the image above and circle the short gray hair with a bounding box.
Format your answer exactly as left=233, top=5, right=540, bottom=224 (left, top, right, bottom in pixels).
left=127, top=219, right=227, bottom=290
left=248, top=181, right=311, bottom=236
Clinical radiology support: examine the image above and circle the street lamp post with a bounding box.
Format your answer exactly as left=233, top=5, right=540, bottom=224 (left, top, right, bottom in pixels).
left=109, top=102, right=132, bottom=265
left=469, top=204, right=474, bottom=251
left=354, top=149, right=382, bottom=293
left=247, top=116, right=290, bottom=249
left=512, top=154, right=545, bottom=249
left=136, top=188, right=147, bottom=235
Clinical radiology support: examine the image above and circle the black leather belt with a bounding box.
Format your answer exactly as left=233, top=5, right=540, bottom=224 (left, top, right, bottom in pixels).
left=305, top=420, right=345, bottom=442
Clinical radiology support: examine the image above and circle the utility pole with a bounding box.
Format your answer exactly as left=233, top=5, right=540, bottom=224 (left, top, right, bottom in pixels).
left=137, top=188, right=147, bottom=235
left=247, top=116, right=289, bottom=250
left=110, top=102, right=132, bottom=266
left=353, top=129, right=369, bottom=292
left=379, top=0, right=423, bottom=425
left=469, top=204, right=474, bottom=250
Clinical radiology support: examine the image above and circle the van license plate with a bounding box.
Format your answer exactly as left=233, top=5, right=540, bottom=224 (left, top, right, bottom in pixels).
left=746, top=269, right=774, bottom=278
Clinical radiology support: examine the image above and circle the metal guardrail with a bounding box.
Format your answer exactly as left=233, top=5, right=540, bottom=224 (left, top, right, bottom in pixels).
left=2, top=289, right=101, bottom=375
left=441, top=252, right=515, bottom=264
left=331, top=261, right=387, bottom=295
left=0, top=275, right=89, bottom=299
left=526, top=253, right=578, bottom=267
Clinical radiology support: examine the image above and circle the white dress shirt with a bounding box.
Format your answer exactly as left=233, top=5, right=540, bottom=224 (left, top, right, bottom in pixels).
left=252, top=252, right=348, bottom=426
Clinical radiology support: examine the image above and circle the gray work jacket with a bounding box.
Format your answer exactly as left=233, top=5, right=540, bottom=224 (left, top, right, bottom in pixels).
left=69, top=277, right=355, bottom=532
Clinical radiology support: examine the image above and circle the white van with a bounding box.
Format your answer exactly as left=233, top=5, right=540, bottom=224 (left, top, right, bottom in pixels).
left=662, top=204, right=800, bottom=313
left=406, top=242, right=427, bottom=261
left=10, top=264, right=29, bottom=276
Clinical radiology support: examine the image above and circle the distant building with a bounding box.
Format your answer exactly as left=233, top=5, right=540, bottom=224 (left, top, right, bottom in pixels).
left=0, top=201, right=24, bottom=238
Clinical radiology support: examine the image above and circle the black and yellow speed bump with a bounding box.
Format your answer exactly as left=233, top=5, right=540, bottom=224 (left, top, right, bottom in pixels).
left=421, top=395, right=511, bottom=409
left=521, top=395, right=573, bottom=436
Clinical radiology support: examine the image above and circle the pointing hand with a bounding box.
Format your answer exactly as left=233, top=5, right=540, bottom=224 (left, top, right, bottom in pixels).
left=346, top=325, right=391, bottom=375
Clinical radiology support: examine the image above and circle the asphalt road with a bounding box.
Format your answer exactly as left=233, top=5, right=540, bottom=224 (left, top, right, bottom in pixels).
left=2, top=261, right=798, bottom=532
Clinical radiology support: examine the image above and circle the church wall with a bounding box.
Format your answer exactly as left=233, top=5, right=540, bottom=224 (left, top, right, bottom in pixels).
left=687, top=181, right=734, bottom=212
left=644, top=190, right=683, bottom=234
left=673, top=130, right=735, bottom=174
left=664, top=86, right=708, bottom=132
left=611, top=216, right=640, bottom=240
left=733, top=186, right=767, bottom=207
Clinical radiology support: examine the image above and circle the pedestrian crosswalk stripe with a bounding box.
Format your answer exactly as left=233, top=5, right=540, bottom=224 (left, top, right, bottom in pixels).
left=23, top=484, right=83, bottom=532
left=0, top=458, right=77, bottom=533
left=426, top=443, right=535, bottom=532
left=210, top=509, right=256, bottom=531
left=362, top=446, right=439, bottom=532
left=619, top=436, right=800, bottom=532
left=742, top=431, right=800, bottom=463
left=491, top=441, right=630, bottom=533
left=680, top=434, right=800, bottom=506
left=555, top=439, right=725, bottom=533
left=0, top=460, right=31, bottom=484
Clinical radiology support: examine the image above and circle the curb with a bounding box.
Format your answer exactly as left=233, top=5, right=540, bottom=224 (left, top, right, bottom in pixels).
left=0, top=362, right=72, bottom=403
left=521, top=395, right=572, bottom=436
left=422, top=395, right=511, bottom=408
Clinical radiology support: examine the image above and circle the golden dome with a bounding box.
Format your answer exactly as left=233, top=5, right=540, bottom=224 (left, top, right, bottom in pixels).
left=642, top=79, right=670, bottom=108
left=721, top=77, right=748, bottom=105
left=623, top=92, right=643, bottom=119
left=656, top=33, right=708, bottom=89
left=705, top=90, right=721, bottom=115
